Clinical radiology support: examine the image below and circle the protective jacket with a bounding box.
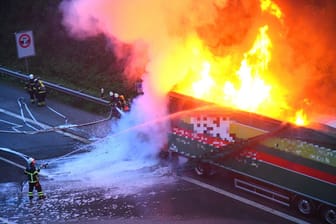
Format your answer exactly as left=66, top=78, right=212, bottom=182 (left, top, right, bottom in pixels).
left=25, top=80, right=35, bottom=92
left=35, top=80, right=46, bottom=94
left=24, top=166, right=40, bottom=183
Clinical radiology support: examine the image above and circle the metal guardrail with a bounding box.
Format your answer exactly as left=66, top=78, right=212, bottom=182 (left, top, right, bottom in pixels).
left=0, top=147, right=30, bottom=168
left=0, top=66, right=111, bottom=106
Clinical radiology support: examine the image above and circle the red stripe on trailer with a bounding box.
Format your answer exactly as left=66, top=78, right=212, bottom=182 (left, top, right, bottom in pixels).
left=252, top=150, right=336, bottom=185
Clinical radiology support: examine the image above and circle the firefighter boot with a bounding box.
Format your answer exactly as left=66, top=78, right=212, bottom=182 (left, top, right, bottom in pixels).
left=39, top=195, right=46, bottom=200
left=38, top=191, right=46, bottom=199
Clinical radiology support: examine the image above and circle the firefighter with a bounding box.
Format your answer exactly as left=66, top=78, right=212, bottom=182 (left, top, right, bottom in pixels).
left=109, top=92, right=121, bottom=118
left=100, top=87, right=105, bottom=98
left=110, top=92, right=120, bottom=108
left=108, top=91, right=114, bottom=104
left=24, top=158, right=45, bottom=200
left=119, top=94, right=130, bottom=112
left=34, top=78, right=47, bottom=106
left=24, top=74, right=36, bottom=103
left=114, top=93, right=121, bottom=108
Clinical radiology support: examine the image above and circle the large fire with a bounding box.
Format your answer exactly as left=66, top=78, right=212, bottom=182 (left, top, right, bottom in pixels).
left=223, top=25, right=272, bottom=112
left=171, top=0, right=308, bottom=126
left=61, top=0, right=336, bottom=127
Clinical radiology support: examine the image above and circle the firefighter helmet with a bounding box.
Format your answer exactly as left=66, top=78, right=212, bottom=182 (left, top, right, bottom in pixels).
left=28, top=157, right=35, bottom=165
left=109, top=91, right=113, bottom=97
left=114, top=93, right=119, bottom=98
left=29, top=74, right=34, bottom=80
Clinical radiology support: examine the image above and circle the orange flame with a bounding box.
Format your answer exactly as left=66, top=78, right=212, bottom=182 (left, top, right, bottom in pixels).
left=170, top=0, right=309, bottom=125
left=223, top=25, right=272, bottom=112
left=173, top=25, right=291, bottom=118
left=192, top=62, right=214, bottom=98
left=260, top=0, right=283, bottom=20
left=293, top=109, right=309, bottom=126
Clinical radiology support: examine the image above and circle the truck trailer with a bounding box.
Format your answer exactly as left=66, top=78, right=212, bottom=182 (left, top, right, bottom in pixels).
left=166, top=91, right=336, bottom=224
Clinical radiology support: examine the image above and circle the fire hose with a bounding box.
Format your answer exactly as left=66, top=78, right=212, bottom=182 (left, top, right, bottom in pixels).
left=0, top=100, right=122, bottom=135
left=0, top=103, right=125, bottom=169
left=0, top=147, right=48, bottom=171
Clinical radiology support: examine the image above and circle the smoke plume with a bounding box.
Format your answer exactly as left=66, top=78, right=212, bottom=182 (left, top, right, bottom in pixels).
left=60, top=0, right=336, bottom=120
left=275, top=0, right=336, bottom=117
left=56, top=0, right=336, bottom=188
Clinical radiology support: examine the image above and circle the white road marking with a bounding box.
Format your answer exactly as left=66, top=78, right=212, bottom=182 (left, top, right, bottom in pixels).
left=181, top=176, right=310, bottom=224
left=0, top=217, right=17, bottom=224
left=17, top=98, right=39, bottom=131
left=0, top=118, right=24, bottom=133
left=47, top=105, right=67, bottom=119
left=23, top=100, right=38, bottom=123
left=0, top=118, right=20, bottom=126
left=0, top=107, right=90, bottom=143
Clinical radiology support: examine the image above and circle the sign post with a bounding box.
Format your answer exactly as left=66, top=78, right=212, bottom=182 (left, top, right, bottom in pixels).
left=15, top=30, right=36, bottom=73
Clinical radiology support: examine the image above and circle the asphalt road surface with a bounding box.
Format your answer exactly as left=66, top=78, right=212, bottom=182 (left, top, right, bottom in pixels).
left=0, top=79, right=319, bottom=224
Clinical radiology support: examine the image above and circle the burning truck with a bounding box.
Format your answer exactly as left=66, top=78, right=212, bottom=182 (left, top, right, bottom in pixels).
left=59, top=0, right=336, bottom=222
left=158, top=2, right=336, bottom=223
left=165, top=91, right=336, bottom=224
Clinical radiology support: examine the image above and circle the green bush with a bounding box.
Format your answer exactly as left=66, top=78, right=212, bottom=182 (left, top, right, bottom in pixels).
left=0, top=0, right=135, bottom=98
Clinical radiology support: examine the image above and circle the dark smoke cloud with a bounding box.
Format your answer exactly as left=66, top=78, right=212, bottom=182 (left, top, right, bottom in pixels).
left=274, top=0, right=336, bottom=116
left=60, top=0, right=336, bottom=120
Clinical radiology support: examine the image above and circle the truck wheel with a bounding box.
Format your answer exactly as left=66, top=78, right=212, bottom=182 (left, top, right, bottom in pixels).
left=194, top=163, right=208, bottom=176
left=158, top=151, right=169, bottom=159
left=321, top=206, right=336, bottom=224
left=295, top=197, right=315, bottom=216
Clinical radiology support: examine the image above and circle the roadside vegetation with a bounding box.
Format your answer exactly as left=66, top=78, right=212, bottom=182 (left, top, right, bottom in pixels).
left=0, top=0, right=135, bottom=101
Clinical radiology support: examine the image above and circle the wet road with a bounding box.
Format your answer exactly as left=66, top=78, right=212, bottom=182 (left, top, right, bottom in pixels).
left=0, top=79, right=316, bottom=224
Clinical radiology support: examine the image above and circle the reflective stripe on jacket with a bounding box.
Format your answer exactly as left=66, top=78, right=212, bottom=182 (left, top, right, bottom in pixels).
left=24, top=167, right=40, bottom=183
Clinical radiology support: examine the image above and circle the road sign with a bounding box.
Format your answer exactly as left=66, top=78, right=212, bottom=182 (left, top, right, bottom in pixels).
left=15, top=30, right=36, bottom=58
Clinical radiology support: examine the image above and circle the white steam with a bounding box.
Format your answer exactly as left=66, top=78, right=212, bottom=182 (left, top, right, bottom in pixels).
left=48, top=90, right=172, bottom=193
left=55, top=0, right=233, bottom=191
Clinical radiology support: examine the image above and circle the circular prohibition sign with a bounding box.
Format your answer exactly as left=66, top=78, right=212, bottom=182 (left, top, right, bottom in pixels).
left=18, top=33, right=31, bottom=48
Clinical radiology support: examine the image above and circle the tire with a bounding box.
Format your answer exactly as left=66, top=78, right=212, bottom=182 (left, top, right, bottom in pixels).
left=194, top=162, right=215, bottom=177
left=321, top=206, right=336, bottom=224
left=158, top=150, right=169, bottom=159
left=194, top=163, right=208, bottom=176
left=295, top=197, right=315, bottom=216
